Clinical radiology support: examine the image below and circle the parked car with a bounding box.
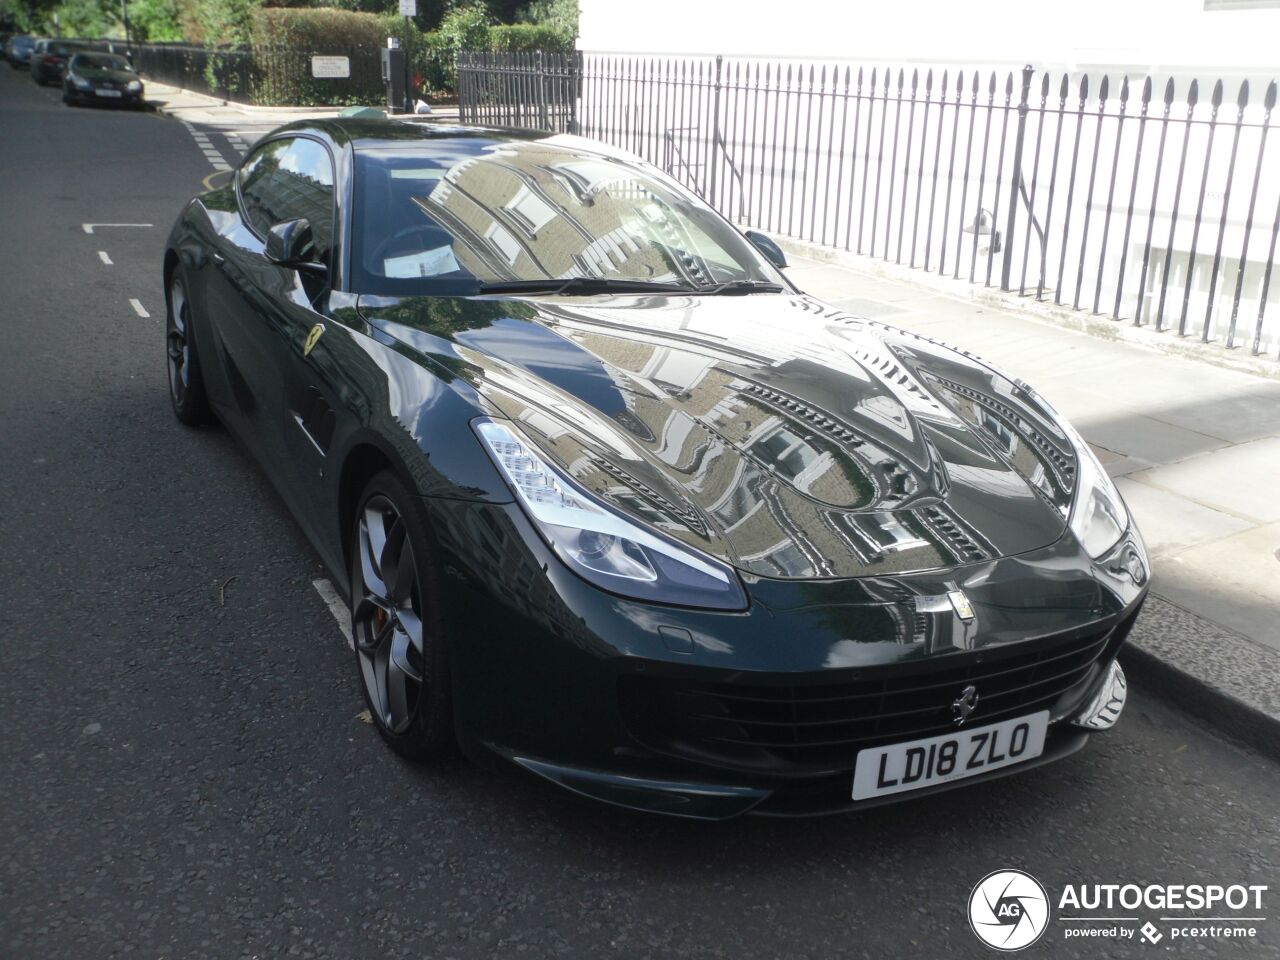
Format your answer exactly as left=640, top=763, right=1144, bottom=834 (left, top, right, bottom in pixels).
left=62, top=51, right=143, bottom=108
left=162, top=119, right=1147, bottom=818
left=5, top=34, right=35, bottom=69
left=29, top=39, right=83, bottom=85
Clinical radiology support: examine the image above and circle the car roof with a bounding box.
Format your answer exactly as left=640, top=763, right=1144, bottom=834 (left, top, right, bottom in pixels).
left=265, top=118, right=646, bottom=166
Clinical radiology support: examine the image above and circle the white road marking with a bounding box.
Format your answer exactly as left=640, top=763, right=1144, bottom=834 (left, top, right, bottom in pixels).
left=312, top=578, right=353, bottom=649
left=98, top=250, right=113, bottom=265
left=181, top=121, right=233, bottom=171
left=129, top=298, right=150, bottom=318
left=81, top=222, right=152, bottom=234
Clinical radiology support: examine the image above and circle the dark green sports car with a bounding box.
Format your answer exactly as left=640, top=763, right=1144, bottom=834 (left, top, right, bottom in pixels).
left=163, top=118, right=1147, bottom=818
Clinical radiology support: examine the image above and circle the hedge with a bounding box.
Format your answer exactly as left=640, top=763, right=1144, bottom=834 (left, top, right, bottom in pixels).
left=250, top=8, right=395, bottom=48
left=488, top=23, right=572, bottom=53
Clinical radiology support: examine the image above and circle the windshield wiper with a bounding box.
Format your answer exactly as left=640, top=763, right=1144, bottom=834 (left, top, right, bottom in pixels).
left=477, top=278, right=699, bottom=296
left=692, top=280, right=785, bottom=295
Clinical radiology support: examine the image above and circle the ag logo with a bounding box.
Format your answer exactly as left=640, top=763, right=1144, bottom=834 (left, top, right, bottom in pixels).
left=968, top=869, right=1050, bottom=951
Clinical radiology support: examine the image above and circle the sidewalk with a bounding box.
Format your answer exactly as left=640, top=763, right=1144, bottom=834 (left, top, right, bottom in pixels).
left=786, top=247, right=1280, bottom=756
left=144, top=80, right=460, bottom=132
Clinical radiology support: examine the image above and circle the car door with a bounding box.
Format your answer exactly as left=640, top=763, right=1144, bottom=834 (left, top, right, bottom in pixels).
left=202, top=135, right=339, bottom=523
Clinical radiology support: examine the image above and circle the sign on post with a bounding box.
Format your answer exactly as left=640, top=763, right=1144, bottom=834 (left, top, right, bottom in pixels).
left=398, top=0, right=416, bottom=15
left=311, top=56, right=351, bottom=79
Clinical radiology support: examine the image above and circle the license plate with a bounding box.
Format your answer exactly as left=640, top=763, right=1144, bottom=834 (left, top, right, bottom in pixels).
left=95, top=89, right=122, bottom=98
left=852, top=711, right=1048, bottom=800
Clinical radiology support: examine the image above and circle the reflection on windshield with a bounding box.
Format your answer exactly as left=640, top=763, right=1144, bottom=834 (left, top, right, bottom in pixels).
left=350, top=139, right=783, bottom=295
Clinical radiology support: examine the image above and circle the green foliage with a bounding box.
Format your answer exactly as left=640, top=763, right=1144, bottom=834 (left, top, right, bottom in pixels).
left=413, top=29, right=451, bottom=95
left=129, top=0, right=183, bottom=41
left=47, top=0, right=116, bottom=37
left=488, top=22, right=570, bottom=52
left=434, top=2, right=488, bottom=88
left=515, top=0, right=575, bottom=41
left=195, top=0, right=256, bottom=46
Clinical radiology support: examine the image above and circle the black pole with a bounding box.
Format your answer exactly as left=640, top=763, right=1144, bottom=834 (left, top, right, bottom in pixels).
left=403, top=14, right=412, bottom=113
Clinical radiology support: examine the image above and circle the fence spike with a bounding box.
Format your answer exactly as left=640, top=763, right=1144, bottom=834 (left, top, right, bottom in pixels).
left=1267, top=79, right=1278, bottom=111
left=1211, top=78, right=1224, bottom=108
left=1237, top=78, right=1250, bottom=109
left=1187, top=78, right=1199, bottom=108
left=898, top=67, right=905, bottom=91
left=1040, top=72, right=1050, bottom=101
left=1079, top=74, right=1090, bottom=104
left=1140, top=75, right=1153, bottom=111
left=1099, top=74, right=1109, bottom=103
left=856, top=66, right=863, bottom=90
left=987, top=71, right=996, bottom=95
left=1119, top=75, right=1130, bottom=104
left=925, top=68, right=932, bottom=92
left=972, top=71, right=979, bottom=94
left=939, top=69, right=947, bottom=95
left=1005, top=71, right=1013, bottom=98
left=1059, top=73, right=1069, bottom=101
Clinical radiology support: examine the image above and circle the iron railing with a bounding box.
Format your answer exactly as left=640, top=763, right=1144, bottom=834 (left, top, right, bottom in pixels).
left=457, top=52, right=1280, bottom=360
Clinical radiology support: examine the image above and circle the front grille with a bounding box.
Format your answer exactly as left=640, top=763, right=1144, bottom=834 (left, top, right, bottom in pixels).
left=619, top=627, right=1114, bottom=774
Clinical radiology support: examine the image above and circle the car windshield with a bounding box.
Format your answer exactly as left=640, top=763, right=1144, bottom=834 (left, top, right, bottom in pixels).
left=349, top=137, right=786, bottom=296
left=75, top=53, right=129, bottom=70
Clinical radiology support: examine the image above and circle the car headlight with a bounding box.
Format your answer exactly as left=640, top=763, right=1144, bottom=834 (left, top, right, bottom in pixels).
left=1063, top=423, right=1129, bottom=559
left=127, top=79, right=141, bottom=91
left=73, top=77, right=91, bottom=90
left=475, top=418, right=747, bottom=610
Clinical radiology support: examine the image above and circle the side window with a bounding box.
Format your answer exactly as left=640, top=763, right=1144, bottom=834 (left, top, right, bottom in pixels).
left=238, top=137, right=336, bottom=260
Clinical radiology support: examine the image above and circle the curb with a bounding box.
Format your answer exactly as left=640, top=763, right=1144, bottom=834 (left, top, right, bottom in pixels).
left=1119, top=594, right=1280, bottom=764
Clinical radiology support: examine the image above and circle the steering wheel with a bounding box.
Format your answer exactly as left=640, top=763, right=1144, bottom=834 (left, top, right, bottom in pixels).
left=370, top=224, right=451, bottom=264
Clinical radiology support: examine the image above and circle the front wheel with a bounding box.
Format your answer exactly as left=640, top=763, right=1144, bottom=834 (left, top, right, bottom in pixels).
left=165, top=269, right=212, bottom=425
left=350, top=471, right=455, bottom=761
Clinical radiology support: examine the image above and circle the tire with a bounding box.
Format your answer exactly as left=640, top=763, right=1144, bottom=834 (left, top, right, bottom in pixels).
left=165, top=267, right=213, bottom=426
left=350, top=469, right=455, bottom=761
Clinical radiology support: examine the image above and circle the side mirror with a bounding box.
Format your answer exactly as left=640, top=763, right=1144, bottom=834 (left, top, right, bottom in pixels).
left=745, top=230, right=787, bottom=270
left=265, top=218, right=325, bottom=274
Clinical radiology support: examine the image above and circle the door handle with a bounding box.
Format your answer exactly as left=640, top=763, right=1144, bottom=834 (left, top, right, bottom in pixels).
left=210, top=251, right=225, bottom=265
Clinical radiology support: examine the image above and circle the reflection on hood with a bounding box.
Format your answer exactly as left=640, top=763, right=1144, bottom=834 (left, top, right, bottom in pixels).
left=361, top=291, right=1077, bottom=579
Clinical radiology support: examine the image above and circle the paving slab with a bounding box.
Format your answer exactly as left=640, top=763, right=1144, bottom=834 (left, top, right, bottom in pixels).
left=1114, top=477, right=1253, bottom=554
left=1070, top=411, right=1232, bottom=465
left=1133, top=437, right=1280, bottom=523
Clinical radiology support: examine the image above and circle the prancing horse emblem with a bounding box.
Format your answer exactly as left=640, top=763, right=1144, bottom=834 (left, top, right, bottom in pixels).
left=303, top=323, right=324, bottom=357
left=952, top=685, right=979, bottom=726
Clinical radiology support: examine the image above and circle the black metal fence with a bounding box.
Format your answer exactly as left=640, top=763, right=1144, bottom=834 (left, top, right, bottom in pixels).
left=457, top=52, right=1280, bottom=361
left=128, top=42, right=441, bottom=106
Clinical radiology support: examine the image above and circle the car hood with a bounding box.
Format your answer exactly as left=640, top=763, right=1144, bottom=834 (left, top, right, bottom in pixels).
left=76, top=67, right=137, bottom=83
left=357, top=291, right=1078, bottom=580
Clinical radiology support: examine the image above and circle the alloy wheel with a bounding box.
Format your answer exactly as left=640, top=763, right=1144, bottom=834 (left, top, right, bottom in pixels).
left=354, top=495, right=427, bottom=733
left=166, top=277, right=190, bottom=405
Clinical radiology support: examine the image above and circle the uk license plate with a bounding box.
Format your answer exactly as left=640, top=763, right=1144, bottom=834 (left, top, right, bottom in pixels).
left=852, top=711, right=1049, bottom=800
left=95, top=89, right=122, bottom=98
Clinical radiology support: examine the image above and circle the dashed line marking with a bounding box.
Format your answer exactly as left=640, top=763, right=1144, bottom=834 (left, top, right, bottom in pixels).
left=82, top=222, right=152, bottom=234
left=129, top=298, right=150, bottom=318
left=312, top=578, right=353, bottom=649
left=98, top=250, right=113, bottom=265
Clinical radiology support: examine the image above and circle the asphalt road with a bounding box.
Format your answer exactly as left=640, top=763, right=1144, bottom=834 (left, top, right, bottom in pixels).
left=1, top=67, right=1278, bottom=960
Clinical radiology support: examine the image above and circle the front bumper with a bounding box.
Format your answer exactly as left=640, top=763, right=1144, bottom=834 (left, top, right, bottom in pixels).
left=429, top=499, right=1148, bottom=818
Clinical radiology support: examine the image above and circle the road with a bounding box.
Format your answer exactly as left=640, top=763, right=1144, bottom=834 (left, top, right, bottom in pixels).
left=1, top=67, right=1277, bottom=960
